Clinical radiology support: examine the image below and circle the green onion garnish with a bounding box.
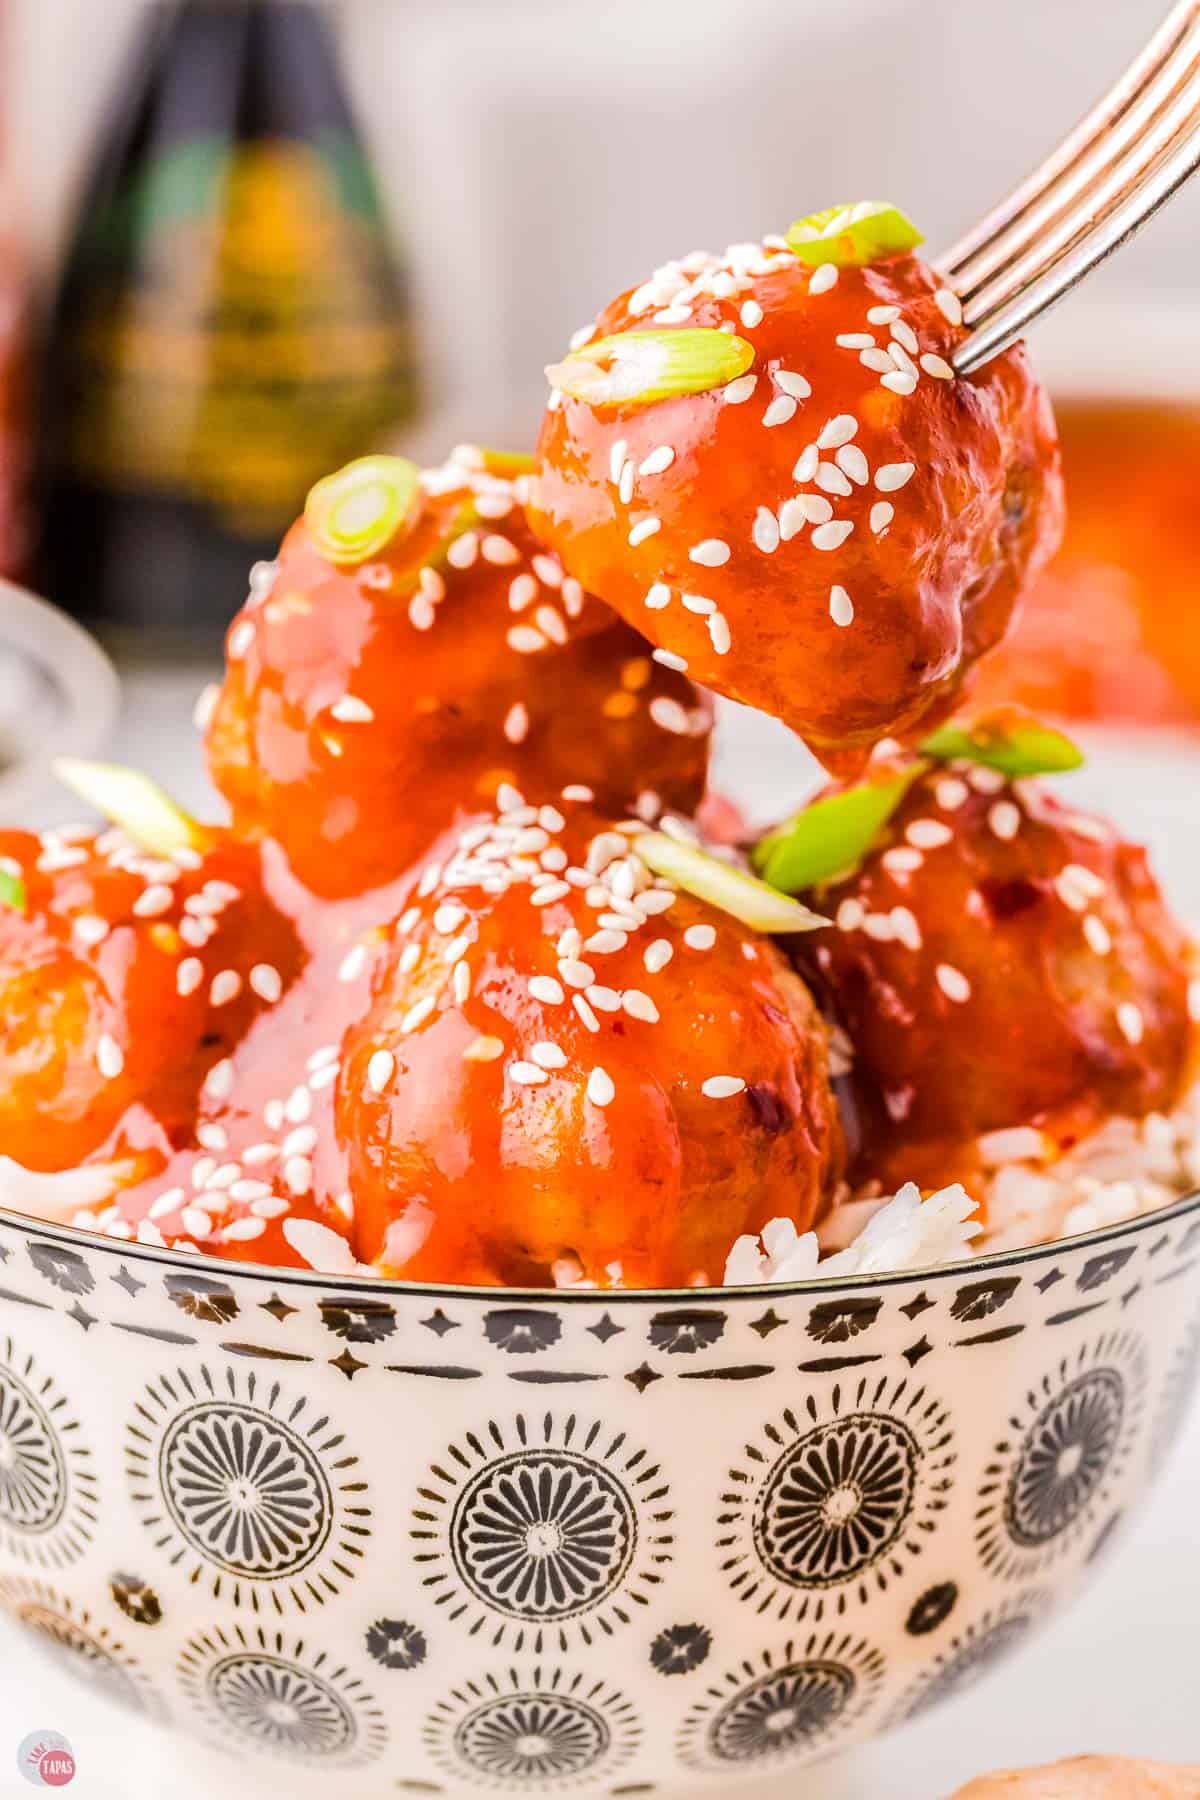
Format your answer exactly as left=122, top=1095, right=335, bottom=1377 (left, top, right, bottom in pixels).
left=546, top=328, right=755, bottom=410
left=920, top=716, right=1085, bottom=778
left=54, top=760, right=209, bottom=858
left=786, top=202, right=924, bottom=269
left=305, top=455, right=421, bottom=568
left=0, top=867, right=25, bottom=912
left=634, top=832, right=828, bottom=933
left=752, top=765, right=925, bottom=893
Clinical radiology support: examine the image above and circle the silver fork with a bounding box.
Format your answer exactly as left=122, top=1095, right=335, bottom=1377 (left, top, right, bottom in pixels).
left=943, top=0, right=1200, bottom=374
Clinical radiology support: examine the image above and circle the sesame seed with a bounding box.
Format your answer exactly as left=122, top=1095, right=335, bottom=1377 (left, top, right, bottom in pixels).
left=408, top=595, right=436, bottom=631
left=585, top=985, right=621, bottom=1012
left=967, top=765, right=1007, bottom=794
left=463, top=1033, right=504, bottom=1062
left=829, top=585, right=855, bottom=627
left=763, top=395, right=797, bottom=428
left=573, top=994, right=600, bottom=1032
left=510, top=1060, right=549, bottom=1086
left=836, top=445, right=869, bottom=486
left=398, top=943, right=420, bottom=975
left=193, top=683, right=219, bottom=731
left=645, top=581, right=671, bottom=610
left=97, top=1034, right=124, bottom=1079
left=133, top=883, right=174, bottom=918
left=867, top=304, right=901, bottom=324
left=587, top=1066, right=615, bottom=1107
left=367, top=1049, right=395, bottom=1093
left=650, top=696, right=692, bottom=733
left=860, top=346, right=897, bottom=374
left=653, top=648, right=689, bottom=673
left=148, top=1186, right=185, bottom=1222
left=988, top=801, right=1022, bottom=841
left=934, top=777, right=969, bottom=811
left=401, top=996, right=436, bottom=1033
left=586, top=929, right=627, bottom=956
left=934, top=287, right=964, bottom=324
left=529, top=975, right=565, bottom=1005
left=533, top=553, right=562, bottom=587
left=837, top=898, right=865, bottom=931
left=708, top=613, right=732, bottom=656
left=609, top=439, right=628, bottom=483
left=809, top=264, right=838, bottom=294
left=331, top=695, right=374, bottom=723
left=689, top=538, right=731, bottom=567
left=227, top=619, right=254, bottom=658
left=508, top=573, right=538, bottom=612
left=434, top=902, right=466, bottom=935
left=481, top=534, right=520, bottom=565
left=1117, top=1001, right=1145, bottom=1045
left=210, top=970, right=241, bottom=1007
left=447, top=530, right=478, bottom=569
left=936, top=963, right=971, bottom=1003
left=644, top=938, right=673, bottom=973
left=682, top=592, right=715, bottom=615
left=792, top=445, right=819, bottom=483
left=531, top=1042, right=567, bottom=1070
left=777, top=496, right=807, bottom=541
left=684, top=923, right=717, bottom=950
left=72, top=914, right=110, bottom=949
left=870, top=501, right=894, bottom=534
left=1055, top=871, right=1090, bottom=912
left=890, top=318, right=919, bottom=354
left=559, top=959, right=596, bottom=988
left=752, top=506, right=781, bottom=553
left=817, top=415, right=858, bottom=449
left=618, top=460, right=635, bottom=504
left=507, top=624, right=547, bottom=655
left=1084, top=914, right=1113, bottom=955
left=775, top=369, right=812, bottom=399
left=723, top=373, right=757, bottom=404
left=907, top=819, right=953, bottom=849
left=504, top=702, right=529, bottom=744
left=702, top=1075, right=745, bottom=1098
left=920, top=353, right=955, bottom=380
left=836, top=332, right=875, bottom=349
left=628, top=517, right=661, bottom=546
left=815, top=462, right=853, bottom=497
left=739, top=298, right=764, bottom=328
left=453, top=961, right=471, bottom=1004
left=181, top=1206, right=214, bottom=1239
left=811, top=520, right=854, bottom=551
left=283, top=1155, right=313, bottom=1195
left=205, top=1058, right=234, bottom=1100
left=177, top=957, right=204, bottom=997
left=882, top=846, right=923, bottom=875
left=622, top=989, right=659, bottom=1023
left=248, top=964, right=281, bottom=1004
left=881, top=370, right=918, bottom=395
left=197, top=1122, right=228, bottom=1151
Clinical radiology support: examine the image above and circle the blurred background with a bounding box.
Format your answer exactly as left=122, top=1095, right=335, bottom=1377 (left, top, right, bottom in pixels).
left=1, top=0, right=1199, bottom=885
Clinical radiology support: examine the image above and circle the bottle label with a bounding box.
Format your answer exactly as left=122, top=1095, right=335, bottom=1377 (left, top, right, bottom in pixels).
left=60, top=133, right=417, bottom=534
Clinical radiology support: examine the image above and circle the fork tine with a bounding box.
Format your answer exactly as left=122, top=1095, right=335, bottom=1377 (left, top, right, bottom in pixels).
left=950, top=10, right=1200, bottom=303
left=961, top=53, right=1200, bottom=338
left=940, top=0, right=1200, bottom=280
left=952, top=104, right=1200, bottom=373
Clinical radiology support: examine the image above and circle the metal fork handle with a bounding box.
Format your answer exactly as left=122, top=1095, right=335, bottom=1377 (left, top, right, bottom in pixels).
left=943, top=1, right=1200, bottom=374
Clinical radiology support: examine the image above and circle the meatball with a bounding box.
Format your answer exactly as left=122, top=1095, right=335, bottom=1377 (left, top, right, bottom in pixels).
left=207, top=446, right=712, bottom=897
left=951, top=1758, right=1200, bottom=1800
left=0, top=824, right=301, bottom=1173
left=530, top=215, right=1062, bottom=761
left=335, top=791, right=843, bottom=1286
left=788, top=762, right=1193, bottom=1188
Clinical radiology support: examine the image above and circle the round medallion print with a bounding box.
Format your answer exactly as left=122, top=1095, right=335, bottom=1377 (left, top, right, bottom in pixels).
left=125, top=1363, right=370, bottom=1610
left=0, top=1576, right=161, bottom=1717
left=678, top=1631, right=885, bottom=1771
left=718, top=1376, right=955, bottom=1621
left=424, top=1666, right=639, bottom=1791
left=891, top=1591, right=1051, bottom=1725
left=177, top=1623, right=386, bottom=1767
left=1152, top=1306, right=1200, bottom=1470
left=0, top=1337, right=97, bottom=1568
left=413, top=1412, right=673, bottom=1649
left=976, top=1330, right=1147, bottom=1581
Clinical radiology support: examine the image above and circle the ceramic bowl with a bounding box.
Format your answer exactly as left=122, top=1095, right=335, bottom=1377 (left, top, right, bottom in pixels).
left=1, top=1196, right=1198, bottom=1794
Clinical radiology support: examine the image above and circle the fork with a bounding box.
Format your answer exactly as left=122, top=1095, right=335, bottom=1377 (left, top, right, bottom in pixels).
left=943, top=0, right=1200, bottom=374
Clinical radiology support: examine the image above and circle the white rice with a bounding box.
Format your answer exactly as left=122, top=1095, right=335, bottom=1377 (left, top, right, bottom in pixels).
left=723, top=1078, right=1200, bottom=1287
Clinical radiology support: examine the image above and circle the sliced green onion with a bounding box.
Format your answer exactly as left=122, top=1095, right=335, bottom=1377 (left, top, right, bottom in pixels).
left=305, top=455, right=421, bottom=567
left=786, top=202, right=924, bottom=268
left=633, top=832, right=828, bottom=934
left=920, top=716, right=1085, bottom=778
left=547, top=329, right=755, bottom=410
left=54, top=760, right=209, bottom=858
left=753, top=765, right=925, bottom=893
left=0, top=867, right=24, bottom=911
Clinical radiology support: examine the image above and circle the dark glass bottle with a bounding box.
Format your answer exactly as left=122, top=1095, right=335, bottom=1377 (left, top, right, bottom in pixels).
left=37, top=0, right=418, bottom=640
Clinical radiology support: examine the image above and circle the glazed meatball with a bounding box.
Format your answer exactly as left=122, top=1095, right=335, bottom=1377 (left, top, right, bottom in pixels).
left=0, top=824, right=302, bottom=1173
left=789, top=762, right=1193, bottom=1188
left=531, top=215, right=1062, bottom=761
left=207, top=446, right=712, bottom=897
left=335, top=791, right=844, bottom=1287
left=951, top=1758, right=1200, bottom=1799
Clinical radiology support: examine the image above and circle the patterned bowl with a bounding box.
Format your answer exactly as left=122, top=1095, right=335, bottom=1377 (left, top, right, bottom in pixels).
left=0, top=1194, right=1198, bottom=1796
